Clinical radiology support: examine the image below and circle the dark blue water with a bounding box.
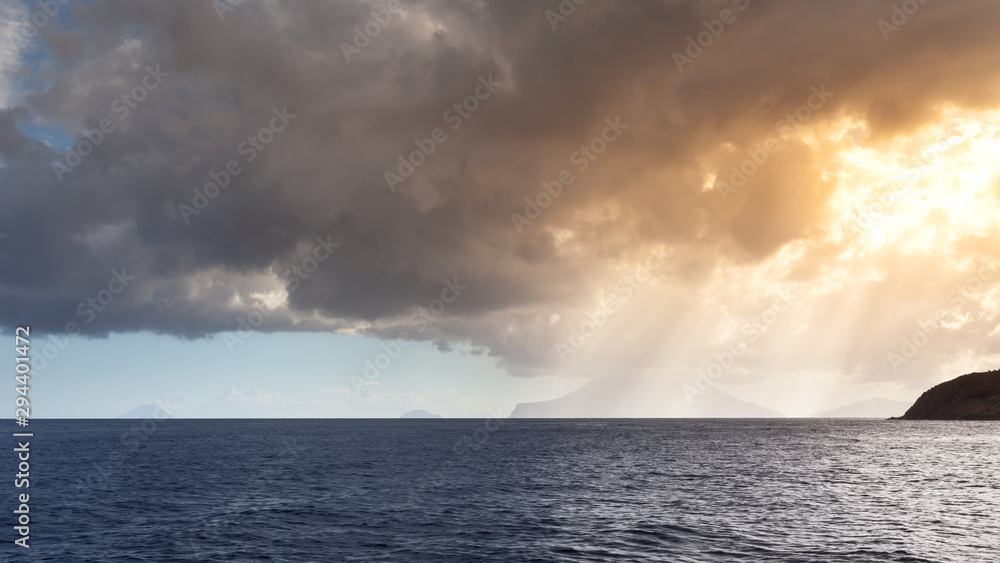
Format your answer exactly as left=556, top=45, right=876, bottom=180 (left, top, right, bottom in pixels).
left=5, top=419, right=998, bottom=562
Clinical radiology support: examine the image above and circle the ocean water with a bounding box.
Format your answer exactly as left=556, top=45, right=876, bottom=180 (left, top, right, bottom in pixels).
left=9, top=419, right=999, bottom=562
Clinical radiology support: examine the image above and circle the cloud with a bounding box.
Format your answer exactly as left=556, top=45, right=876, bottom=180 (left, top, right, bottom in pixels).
left=2, top=0, right=1000, bottom=391
left=0, top=2, right=30, bottom=108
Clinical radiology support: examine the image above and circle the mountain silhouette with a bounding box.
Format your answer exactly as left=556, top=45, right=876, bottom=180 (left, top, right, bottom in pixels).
left=511, top=376, right=783, bottom=418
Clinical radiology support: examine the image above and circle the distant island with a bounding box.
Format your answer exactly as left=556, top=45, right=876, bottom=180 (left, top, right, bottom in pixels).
left=898, top=370, right=1000, bottom=420
left=399, top=409, right=442, bottom=419
left=812, top=397, right=910, bottom=418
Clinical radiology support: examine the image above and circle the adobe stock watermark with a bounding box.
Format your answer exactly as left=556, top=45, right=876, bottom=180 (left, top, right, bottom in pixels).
left=224, top=236, right=340, bottom=352
left=683, top=290, right=795, bottom=403
left=544, top=0, right=586, bottom=31
left=449, top=407, right=509, bottom=454
left=673, top=0, right=750, bottom=73
left=178, top=106, right=296, bottom=224
left=31, top=266, right=140, bottom=375
left=73, top=396, right=179, bottom=494
left=75, top=268, right=137, bottom=324
left=182, top=434, right=306, bottom=553
left=16, top=0, right=72, bottom=39
left=716, top=84, right=833, bottom=202
left=511, top=116, right=628, bottom=233
left=213, top=0, right=245, bottom=21
left=555, top=249, right=667, bottom=362
left=878, top=0, right=930, bottom=41
left=405, top=405, right=510, bottom=509
left=846, top=134, right=965, bottom=237
left=887, top=260, right=999, bottom=372
left=340, top=1, right=403, bottom=63
left=383, top=74, right=501, bottom=192
left=24, top=327, right=78, bottom=375
left=52, top=64, right=169, bottom=182
left=350, top=277, right=468, bottom=395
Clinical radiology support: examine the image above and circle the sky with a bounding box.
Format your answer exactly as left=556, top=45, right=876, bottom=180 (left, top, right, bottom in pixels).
left=2, top=0, right=1000, bottom=417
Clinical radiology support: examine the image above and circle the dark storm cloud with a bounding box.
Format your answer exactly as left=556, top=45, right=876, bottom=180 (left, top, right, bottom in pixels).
left=3, top=0, right=1000, bottom=377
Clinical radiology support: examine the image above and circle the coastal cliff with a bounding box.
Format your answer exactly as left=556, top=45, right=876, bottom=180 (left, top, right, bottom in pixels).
left=899, top=370, right=1000, bottom=420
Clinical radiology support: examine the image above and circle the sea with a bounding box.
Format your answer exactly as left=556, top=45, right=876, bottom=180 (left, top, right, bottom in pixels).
left=7, top=419, right=999, bottom=562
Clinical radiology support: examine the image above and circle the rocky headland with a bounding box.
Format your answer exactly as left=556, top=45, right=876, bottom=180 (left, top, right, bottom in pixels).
left=898, top=370, right=1000, bottom=420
